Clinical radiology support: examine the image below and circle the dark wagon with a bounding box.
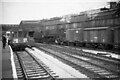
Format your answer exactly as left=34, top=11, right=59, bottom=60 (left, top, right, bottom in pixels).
left=20, top=20, right=43, bottom=43
left=113, top=27, right=120, bottom=49
left=83, top=27, right=114, bottom=49
left=66, top=28, right=84, bottom=46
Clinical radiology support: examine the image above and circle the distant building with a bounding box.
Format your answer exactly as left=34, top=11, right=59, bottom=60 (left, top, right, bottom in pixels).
left=2, top=24, right=19, bottom=31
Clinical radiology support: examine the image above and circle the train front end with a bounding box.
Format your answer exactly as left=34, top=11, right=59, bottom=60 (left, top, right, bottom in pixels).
left=10, top=28, right=28, bottom=51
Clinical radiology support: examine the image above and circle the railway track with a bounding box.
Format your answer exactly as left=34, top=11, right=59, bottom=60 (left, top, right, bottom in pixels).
left=35, top=43, right=120, bottom=63
left=49, top=45, right=120, bottom=71
left=13, top=48, right=56, bottom=80
left=52, top=44, right=120, bottom=63
left=34, top=45, right=119, bottom=79
left=35, top=44, right=120, bottom=72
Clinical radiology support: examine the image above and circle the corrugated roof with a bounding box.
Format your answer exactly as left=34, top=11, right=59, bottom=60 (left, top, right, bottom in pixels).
left=20, top=20, right=41, bottom=24
left=84, top=27, right=108, bottom=30
left=20, top=20, right=42, bottom=27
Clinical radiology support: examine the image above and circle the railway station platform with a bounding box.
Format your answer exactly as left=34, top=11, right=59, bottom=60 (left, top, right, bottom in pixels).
left=0, top=41, right=2, bottom=80
left=2, top=43, right=13, bottom=79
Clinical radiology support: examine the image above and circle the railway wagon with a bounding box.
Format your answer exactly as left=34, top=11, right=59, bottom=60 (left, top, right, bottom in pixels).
left=83, top=27, right=114, bottom=49
left=33, top=24, right=66, bottom=44
left=19, top=20, right=43, bottom=43
left=114, top=27, right=120, bottom=49
left=66, top=29, right=75, bottom=46
left=66, top=28, right=84, bottom=46
left=40, top=17, right=68, bottom=44
left=33, top=31, right=43, bottom=43
left=41, top=25, right=58, bottom=43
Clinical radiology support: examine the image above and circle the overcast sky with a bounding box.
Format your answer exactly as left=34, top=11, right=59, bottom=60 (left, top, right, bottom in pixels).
left=0, top=0, right=118, bottom=24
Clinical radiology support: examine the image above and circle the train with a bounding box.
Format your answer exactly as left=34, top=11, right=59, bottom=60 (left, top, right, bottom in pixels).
left=9, top=27, right=29, bottom=51
left=31, top=26, right=120, bottom=50
left=9, top=1, right=120, bottom=51
left=66, top=27, right=120, bottom=49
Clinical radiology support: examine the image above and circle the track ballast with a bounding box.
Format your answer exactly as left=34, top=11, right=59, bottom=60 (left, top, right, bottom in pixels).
left=13, top=48, right=55, bottom=80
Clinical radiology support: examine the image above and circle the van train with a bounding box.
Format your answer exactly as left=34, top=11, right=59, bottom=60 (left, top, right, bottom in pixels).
left=9, top=26, right=120, bottom=51
left=33, top=26, right=120, bottom=50
left=9, top=2, right=120, bottom=51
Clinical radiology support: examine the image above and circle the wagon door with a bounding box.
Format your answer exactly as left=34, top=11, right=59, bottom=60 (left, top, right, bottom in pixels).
left=114, top=27, right=120, bottom=49
left=89, top=30, right=99, bottom=43
left=74, top=29, right=83, bottom=43
left=98, top=28, right=114, bottom=49
left=83, top=30, right=90, bottom=43
left=98, top=29, right=106, bottom=44
left=66, top=29, right=75, bottom=42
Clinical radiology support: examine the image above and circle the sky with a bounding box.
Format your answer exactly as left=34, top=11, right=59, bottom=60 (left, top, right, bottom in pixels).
left=0, top=0, right=118, bottom=24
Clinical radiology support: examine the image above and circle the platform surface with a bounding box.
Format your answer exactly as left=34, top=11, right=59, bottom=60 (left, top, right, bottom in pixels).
left=0, top=41, right=2, bottom=80
left=2, top=43, right=13, bottom=79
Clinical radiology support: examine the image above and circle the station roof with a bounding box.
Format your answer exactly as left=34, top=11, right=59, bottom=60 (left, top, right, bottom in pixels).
left=2, top=24, right=19, bottom=31
left=9, top=27, right=28, bottom=32
left=20, top=20, right=41, bottom=26
left=19, top=20, right=42, bottom=28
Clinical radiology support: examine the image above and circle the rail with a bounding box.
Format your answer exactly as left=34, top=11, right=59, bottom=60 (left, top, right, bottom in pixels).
left=36, top=46, right=119, bottom=79
left=14, top=48, right=55, bottom=80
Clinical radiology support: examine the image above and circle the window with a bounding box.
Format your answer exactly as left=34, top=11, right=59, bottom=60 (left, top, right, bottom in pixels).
left=18, top=31, right=22, bottom=37
left=13, top=32, right=17, bottom=38
left=73, top=23, right=77, bottom=28
left=28, top=31, right=34, bottom=37
left=23, top=32, right=27, bottom=38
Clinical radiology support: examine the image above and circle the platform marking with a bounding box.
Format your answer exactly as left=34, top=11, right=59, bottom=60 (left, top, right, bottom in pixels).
left=9, top=45, right=18, bottom=79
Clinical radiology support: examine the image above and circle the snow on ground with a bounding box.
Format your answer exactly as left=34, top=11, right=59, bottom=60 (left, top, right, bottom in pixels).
left=72, top=55, right=90, bottom=61
left=26, top=47, right=88, bottom=78
left=82, top=49, right=120, bottom=59
left=52, top=45, right=120, bottom=59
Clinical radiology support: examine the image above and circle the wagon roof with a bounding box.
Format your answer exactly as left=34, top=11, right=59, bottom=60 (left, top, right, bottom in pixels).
left=84, top=27, right=108, bottom=30
left=67, top=28, right=83, bottom=31
left=20, top=20, right=40, bottom=23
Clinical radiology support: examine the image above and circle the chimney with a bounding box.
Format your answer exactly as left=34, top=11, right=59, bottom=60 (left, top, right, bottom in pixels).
left=109, top=2, right=117, bottom=9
